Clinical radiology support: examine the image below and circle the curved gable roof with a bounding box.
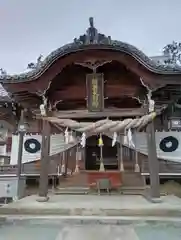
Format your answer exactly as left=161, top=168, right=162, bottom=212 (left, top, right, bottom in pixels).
left=1, top=18, right=181, bottom=83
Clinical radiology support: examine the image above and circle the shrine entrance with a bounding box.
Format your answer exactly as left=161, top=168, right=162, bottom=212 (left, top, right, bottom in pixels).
left=85, top=135, right=118, bottom=171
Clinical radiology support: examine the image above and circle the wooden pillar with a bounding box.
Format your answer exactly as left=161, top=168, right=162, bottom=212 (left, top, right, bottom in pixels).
left=146, top=120, right=160, bottom=200
left=37, top=119, right=50, bottom=202
left=17, top=110, right=25, bottom=179
left=17, top=109, right=26, bottom=199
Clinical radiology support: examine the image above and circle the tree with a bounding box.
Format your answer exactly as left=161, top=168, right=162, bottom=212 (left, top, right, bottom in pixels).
left=163, top=41, right=181, bottom=65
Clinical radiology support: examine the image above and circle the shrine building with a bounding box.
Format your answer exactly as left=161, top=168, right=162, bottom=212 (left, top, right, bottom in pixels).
left=1, top=18, right=181, bottom=201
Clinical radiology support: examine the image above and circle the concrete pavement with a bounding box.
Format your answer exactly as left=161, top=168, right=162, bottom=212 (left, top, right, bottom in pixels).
left=1, top=194, right=181, bottom=217
left=0, top=216, right=181, bottom=239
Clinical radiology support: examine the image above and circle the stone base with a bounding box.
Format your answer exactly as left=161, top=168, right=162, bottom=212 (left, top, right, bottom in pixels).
left=143, top=190, right=163, bottom=203
left=145, top=195, right=163, bottom=203
left=36, top=196, right=49, bottom=202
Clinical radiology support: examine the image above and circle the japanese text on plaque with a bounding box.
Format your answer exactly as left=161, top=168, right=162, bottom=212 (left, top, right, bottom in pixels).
left=92, top=78, right=99, bottom=109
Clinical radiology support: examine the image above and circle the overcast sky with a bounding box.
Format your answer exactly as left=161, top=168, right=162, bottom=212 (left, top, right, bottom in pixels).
left=0, top=0, right=181, bottom=74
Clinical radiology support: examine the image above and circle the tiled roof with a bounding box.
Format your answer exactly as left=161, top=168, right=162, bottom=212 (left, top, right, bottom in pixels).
left=150, top=55, right=169, bottom=64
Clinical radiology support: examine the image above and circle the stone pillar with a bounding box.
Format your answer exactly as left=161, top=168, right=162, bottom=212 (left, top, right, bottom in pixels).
left=61, top=151, right=65, bottom=174
left=99, top=134, right=105, bottom=172
left=74, top=144, right=80, bottom=173
left=37, top=119, right=50, bottom=202
left=146, top=120, right=161, bottom=201
left=99, top=144, right=105, bottom=172
left=134, top=151, right=140, bottom=172
left=64, top=150, right=68, bottom=176
left=119, top=134, right=124, bottom=172
left=134, top=131, right=140, bottom=172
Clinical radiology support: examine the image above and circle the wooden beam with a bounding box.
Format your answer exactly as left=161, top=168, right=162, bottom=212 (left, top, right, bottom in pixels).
left=50, top=108, right=145, bottom=118
left=34, top=106, right=166, bottom=120
left=17, top=110, right=25, bottom=179
left=49, top=85, right=138, bottom=102
left=33, top=104, right=166, bottom=120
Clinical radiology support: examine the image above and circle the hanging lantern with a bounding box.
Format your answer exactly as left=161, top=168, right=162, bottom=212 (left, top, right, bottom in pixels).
left=112, top=132, right=117, bottom=147
left=98, top=134, right=104, bottom=147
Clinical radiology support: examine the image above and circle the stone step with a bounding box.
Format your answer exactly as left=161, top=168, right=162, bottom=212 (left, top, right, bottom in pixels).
left=122, top=172, right=145, bottom=187
left=58, top=171, right=145, bottom=189
left=55, top=187, right=89, bottom=195
left=121, top=186, right=145, bottom=190
left=54, top=185, right=146, bottom=195
left=120, top=186, right=145, bottom=195
left=54, top=190, right=144, bottom=195
left=58, top=173, right=88, bottom=188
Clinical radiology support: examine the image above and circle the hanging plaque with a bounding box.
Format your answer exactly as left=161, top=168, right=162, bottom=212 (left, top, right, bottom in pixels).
left=86, top=73, right=104, bottom=112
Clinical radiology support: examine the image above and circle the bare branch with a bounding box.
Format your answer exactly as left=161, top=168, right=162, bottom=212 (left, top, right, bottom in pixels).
left=139, top=78, right=155, bottom=112
left=140, top=78, right=151, bottom=92
left=132, top=96, right=144, bottom=105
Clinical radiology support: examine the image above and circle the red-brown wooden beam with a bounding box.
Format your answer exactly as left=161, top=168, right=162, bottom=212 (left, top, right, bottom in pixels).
left=49, top=85, right=140, bottom=102
left=50, top=108, right=145, bottom=118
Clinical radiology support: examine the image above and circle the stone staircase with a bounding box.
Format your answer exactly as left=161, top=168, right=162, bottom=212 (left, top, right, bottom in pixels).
left=120, top=171, right=145, bottom=195
left=54, top=171, right=146, bottom=195
left=59, top=172, right=88, bottom=187
left=122, top=172, right=145, bottom=187
left=55, top=172, right=89, bottom=194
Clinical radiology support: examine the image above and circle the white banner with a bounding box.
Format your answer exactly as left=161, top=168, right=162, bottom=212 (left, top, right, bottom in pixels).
left=123, top=131, right=181, bottom=163
left=10, top=133, right=76, bottom=165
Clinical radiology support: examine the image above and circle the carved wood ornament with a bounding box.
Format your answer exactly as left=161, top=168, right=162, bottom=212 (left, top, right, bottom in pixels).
left=75, top=60, right=112, bottom=72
